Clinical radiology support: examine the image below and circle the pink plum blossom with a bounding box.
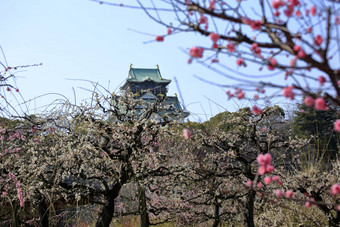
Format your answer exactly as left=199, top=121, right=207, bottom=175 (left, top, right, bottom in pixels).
left=237, top=89, right=245, bottom=100
left=236, top=58, right=246, bottom=67
left=331, top=183, right=340, bottom=195
left=264, top=176, right=272, bottom=184
left=285, top=190, right=294, bottom=199
left=257, top=153, right=273, bottom=175
left=253, top=105, right=263, bottom=115
left=272, top=175, right=280, bottom=181
left=314, top=35, right=323, bottom=46
left=209, top=0, right=215, bottom=10
left=284, top=3, right=294, bottom=17
left=266, top=165, right=274, bottom=173
left=227, top=42, right=235, bottom=52
left=290, top=0, right=300, bottom=6
left=242, top=17, right=262, bottom=30
left=334, top=120, right=340, bottom=132
left=298, top=49, right=306, bottom=58
left=275, top=189, right=284, bottom=198
left=199, top=16, right=208, bottom=24
left=189, top=46, right=204, bottom=58
left=307, top=27, right=312, bottom=33
left=268, top=58, right=277, bottom=70
left=257, top=153, right=272, bottom=166
left=304, top=96, right=314, bottom=107
left=183, top=129, right=190, bottom=139
left=258, top=166, right=266, bottom=175
left=314, top=97, right=328, bottom=110
left=209, top=32, right=219, bottom=43
left=311, top=6, right=316, bottom=16
left=294, top=45, right=301, bottom=52
left=156, top=36, right=164, bottom=42
left=283, top=86, right=295, bottom=100
left=271, top=0, right=285, bottom=9
left=318, top=76, right=326, bottom=86
left=295, top=10, right=301, bottom=17
left=250, top=43, right=261, bottom=55
left=269, top=58, right=277, bottom=66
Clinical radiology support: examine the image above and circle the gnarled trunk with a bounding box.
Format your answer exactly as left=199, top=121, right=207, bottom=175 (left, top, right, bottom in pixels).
left=95, top=192, right=117, bottom=227
left=138, top=184, right=150, bottom=227
left=38, top=195, right=49, bottom=227
left=95, top=159, right=132, bottom=227
left=244, top=190, right=255, bottom=227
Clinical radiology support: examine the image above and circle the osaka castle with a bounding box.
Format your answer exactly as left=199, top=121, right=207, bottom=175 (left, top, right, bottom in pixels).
left=119, top=65, right=189, bottom=122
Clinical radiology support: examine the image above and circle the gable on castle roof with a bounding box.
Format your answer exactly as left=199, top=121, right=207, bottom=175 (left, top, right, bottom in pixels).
left=127, top=68, right=171, bottom=83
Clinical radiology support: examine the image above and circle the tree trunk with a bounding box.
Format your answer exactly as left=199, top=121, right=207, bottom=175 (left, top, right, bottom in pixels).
left=212, top=196, right=220, bottom=227
left=11, top=201, right=20, bottom=227
left=95, top=162, right=132, bottom=227
left=138, top=184, right=150, bottom=227
left=37, top=195, right=49, bottom=227
left=95, top=192, right=117, bottom=227
left=312, top=193, right=339, bottom=227
left=328, top=209, right=340, bottom=227
left=332, top=209, right=340, bottom=227
left=244, top=190, right=255, bottom=227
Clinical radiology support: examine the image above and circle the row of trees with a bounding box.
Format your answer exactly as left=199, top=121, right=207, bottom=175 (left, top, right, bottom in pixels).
left=91, top=1, right=340, bottom=224
left=0, top=0, right=339, bottom=226
left=1, top=87, right=339, bottom=226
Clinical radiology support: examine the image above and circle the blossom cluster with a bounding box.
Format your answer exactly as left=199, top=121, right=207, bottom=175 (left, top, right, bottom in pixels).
left=7, top=173, right=24, bottom=207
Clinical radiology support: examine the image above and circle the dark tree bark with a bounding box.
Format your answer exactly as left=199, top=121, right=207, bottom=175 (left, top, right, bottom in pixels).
left=334, top=209, right=340, bottom=227
left=95, top=162, right=132, bottom=227
left=311, top=193, right=340, bottom=227
left=11, top=201, right=20, bottom=227
left=244, top=161, right=256, bottom=227
left=212, top=196, right=220, bottom=227
left=95, top=190, right=118, bottom=227
left=138, top=183, right=150, bottom=227
left=37, top=195, right=49, bottom=227
left=244, top=189, right=256, bottom=227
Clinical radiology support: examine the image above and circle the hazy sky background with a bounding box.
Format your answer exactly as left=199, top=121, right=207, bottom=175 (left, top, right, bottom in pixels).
left=1, top=0, right=297, bottom=122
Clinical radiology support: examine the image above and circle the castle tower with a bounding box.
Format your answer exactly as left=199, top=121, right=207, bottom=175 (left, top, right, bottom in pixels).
left=120, top=66, right=189, bottom=122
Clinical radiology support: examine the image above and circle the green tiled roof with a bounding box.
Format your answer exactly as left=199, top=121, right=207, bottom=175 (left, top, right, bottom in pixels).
left=128, top=68, right=171, bottom=83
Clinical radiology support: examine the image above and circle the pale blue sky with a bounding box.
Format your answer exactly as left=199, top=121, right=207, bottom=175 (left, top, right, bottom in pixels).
left=0, top=0, right=298, bottom=121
